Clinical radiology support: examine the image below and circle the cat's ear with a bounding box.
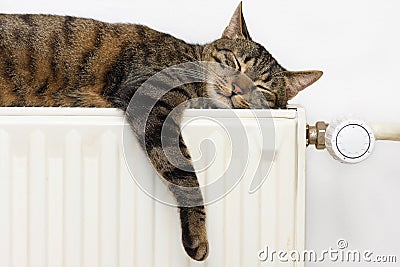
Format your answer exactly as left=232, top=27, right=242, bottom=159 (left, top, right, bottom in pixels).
left=222, top=2, right=252, bottom=40
left=273, top=70, right=323, bottom=99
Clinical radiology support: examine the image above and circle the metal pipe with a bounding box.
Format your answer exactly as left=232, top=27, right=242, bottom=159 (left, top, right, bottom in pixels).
left=370, top=122, right=400, bottom=141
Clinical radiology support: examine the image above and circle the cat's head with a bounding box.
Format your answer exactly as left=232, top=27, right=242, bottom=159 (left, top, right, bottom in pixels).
left=202, top=2, right=322, bottom=109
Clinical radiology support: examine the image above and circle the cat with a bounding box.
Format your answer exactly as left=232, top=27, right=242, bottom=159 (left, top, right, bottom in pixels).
left=0, top=2, right=322, bottom=261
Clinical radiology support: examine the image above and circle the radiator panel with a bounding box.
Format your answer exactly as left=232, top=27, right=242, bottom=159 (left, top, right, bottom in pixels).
left=0, top=107, right=305, bottom=267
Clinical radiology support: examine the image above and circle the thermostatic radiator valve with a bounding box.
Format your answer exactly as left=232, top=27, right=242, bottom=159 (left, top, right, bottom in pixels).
left=307, top=119, right=400, bottom=164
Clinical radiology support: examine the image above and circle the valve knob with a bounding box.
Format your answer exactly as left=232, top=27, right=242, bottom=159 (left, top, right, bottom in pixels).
left=325, top=119, right=375, bottom=163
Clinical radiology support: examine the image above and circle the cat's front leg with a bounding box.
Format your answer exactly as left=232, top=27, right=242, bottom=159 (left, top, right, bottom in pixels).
left=126, top=94, right=209, bottom=261
left=145, top=125, right=209, bottom=261
left=179, top=206, right=208, bottom=261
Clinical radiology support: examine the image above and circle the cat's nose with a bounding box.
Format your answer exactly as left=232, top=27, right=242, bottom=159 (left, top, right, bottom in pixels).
left=231, top=83, right=243, bottom=95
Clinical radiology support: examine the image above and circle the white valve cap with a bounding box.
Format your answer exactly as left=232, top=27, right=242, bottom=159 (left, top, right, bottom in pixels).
left=325, top=119, right=375, bottom=163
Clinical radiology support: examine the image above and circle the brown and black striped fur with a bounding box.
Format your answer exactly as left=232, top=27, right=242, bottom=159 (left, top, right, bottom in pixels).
left=0, top=14, right=203, bottom=107
left=0, top=2, right=322, bottom=261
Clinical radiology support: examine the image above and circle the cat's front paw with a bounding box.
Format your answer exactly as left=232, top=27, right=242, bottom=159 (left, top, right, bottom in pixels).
left=182, top=232, right=209, bottom=261
left=180, top=207, right=209, bottom=261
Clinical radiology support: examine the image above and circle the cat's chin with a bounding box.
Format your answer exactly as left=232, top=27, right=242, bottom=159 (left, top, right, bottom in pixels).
left=206, top=94, right=251, bottom=109
left=205, top=89, right=234, bottom=109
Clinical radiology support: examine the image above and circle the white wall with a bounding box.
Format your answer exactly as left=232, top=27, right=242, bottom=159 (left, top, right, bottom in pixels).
left=2, top=0, right=400, bottom=265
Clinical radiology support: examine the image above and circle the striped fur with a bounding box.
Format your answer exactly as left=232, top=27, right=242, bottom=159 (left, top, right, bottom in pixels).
left=0, top=2, right=322, bottom=261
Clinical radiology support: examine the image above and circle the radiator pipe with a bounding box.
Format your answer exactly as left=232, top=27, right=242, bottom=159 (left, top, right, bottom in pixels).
left=370, top=122, right=400, bottom=141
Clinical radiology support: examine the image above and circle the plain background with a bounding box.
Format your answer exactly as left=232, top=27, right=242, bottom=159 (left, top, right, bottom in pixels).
left=2, top=0, right=399, bottom=266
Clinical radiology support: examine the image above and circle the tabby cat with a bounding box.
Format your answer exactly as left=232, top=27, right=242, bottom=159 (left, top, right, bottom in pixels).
left=0, top=2, right=322, bottom=261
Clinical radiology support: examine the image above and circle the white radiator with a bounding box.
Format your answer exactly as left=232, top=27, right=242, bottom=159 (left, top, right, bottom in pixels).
left=0, top=106, right=306, bottom=267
